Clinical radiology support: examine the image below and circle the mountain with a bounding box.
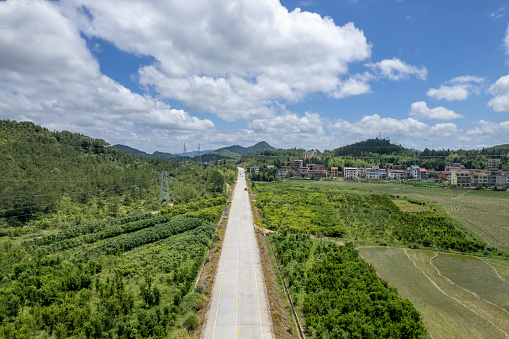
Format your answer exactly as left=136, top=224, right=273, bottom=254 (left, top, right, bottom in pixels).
left=112, top=145, right=181, bottom=160
left=211, top=141, right=276, bottom=158
left=151, top=151, right=181, bottom=161
left=176, top=149, right=214, bottom=157
left=334, top=138, right=408, bottom=156
left=111, top=144, right=151, bottom=157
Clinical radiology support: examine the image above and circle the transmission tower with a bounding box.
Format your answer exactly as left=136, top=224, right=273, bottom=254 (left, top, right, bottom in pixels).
left=197, top=143, right=202, bottom=170
left=154, top=171, right=176, bottom=204
left=183, top=143, right=187, bottom=166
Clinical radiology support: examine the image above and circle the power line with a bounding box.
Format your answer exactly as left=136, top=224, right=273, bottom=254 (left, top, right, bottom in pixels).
left=0, top=186, right=141, bottom=220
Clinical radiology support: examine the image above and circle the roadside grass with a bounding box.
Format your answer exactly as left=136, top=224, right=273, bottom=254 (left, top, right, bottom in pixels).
left=432, top=253, right=509, bottom=312
left=294, top=180, right=509, bottom=252
left=359, top=247, right=509, bottom=339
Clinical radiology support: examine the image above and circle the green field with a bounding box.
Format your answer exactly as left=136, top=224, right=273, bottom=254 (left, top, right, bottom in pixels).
left=433, top=254, right=509, bottom=312
left=360, top=247, right=509, bottom=339
left=295, top=180, right=509, bottom=252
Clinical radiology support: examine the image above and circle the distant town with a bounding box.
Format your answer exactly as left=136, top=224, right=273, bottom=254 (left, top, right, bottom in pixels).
left=249, top=153, right=509, bottom=188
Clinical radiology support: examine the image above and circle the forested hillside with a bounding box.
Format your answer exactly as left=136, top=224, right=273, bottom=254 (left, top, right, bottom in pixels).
left=0, top=120, right=236, bottom=230
left=333, top=138, right=408, bottom=156
left=0, top=120, right=237, bottom=338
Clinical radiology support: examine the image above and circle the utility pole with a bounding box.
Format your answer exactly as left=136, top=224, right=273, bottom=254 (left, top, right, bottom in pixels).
left=154, top=171, right=176, bottom=204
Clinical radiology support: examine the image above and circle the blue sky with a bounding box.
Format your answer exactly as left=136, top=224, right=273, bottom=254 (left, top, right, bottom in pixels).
left=1, top=0, right=508, bottom=153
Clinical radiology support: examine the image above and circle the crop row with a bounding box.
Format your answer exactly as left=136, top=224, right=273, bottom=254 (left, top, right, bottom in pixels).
left=96, top=217, right=206, bottom=255
left=22, top=212, right=155, bottom=247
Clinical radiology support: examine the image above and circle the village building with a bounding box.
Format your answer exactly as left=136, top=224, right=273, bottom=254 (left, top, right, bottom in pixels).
left=330, top=167, right=339, bottom=177
left=343, top=167, right=358, bottom=179
left=471, top=172, right=488, bottom=187
left=388, top=169, right=405, bottom=180
left=488, top=158, right=501, bottom=170
left=451, top=170, right=471, bottom=187
left=303, top=150, right=317, bottom=159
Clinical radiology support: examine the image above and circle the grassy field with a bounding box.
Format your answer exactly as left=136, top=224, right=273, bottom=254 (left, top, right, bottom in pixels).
left=432, top=254, right=509, bottom=312
left=359, top=247, right=509, bottom=339
left=294, top=179, right=509, bottom=252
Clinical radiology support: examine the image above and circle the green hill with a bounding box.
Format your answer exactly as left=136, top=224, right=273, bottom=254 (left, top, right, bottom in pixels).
left=334, top=138, right=408, bottom=156
left=112, top=145, right=181, bottom=160
left=211, top=141, right=276, bottom=158
left=485, top=144, right=509, bottom=153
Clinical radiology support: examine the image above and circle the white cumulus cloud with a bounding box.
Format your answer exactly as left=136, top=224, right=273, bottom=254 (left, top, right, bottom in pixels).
left=366, top=58, right=427, bottom=81
left=487, top=74, right=509, bottom=112
left=0, top=0, right=216, bottom=148
left=332, top=114, right=456, bottom=140
left=427, top=75, right=484, bottom=101
left=409, top=101, right=464, bottom=120
left=61, top=0, right=372, bottom=121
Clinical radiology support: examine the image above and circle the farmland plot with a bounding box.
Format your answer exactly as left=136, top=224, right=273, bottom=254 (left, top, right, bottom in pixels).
left=302, top=180, right=509, bottom=252
left=360, top=247, right=509, bottom=339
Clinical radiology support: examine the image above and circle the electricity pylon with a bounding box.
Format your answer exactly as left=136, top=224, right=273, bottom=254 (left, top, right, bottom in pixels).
left=154, top=171, right=176, bottom=204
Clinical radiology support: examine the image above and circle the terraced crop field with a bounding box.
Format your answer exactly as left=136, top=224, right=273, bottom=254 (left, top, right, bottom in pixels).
left=302, top=180, right=509, bottom=251
left=359, top=247, right=509, bottom=339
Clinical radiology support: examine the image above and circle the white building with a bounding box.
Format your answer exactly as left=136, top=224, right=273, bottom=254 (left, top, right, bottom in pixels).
left=343, top=167, right=358, bottom=179
left=389, top=170, right=406, bottom=180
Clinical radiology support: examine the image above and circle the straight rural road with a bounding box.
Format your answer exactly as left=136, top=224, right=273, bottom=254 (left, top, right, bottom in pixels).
left=202, top=167, right=274, bottom=339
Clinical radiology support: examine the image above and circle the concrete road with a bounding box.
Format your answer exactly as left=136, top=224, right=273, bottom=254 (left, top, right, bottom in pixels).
left=202, top=168, right=274, bottom=339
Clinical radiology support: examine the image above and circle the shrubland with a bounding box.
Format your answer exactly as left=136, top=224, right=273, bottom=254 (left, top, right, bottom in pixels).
left=0, top=120, right=237, bottom=338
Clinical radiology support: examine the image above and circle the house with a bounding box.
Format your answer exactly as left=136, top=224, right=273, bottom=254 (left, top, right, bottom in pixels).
left=303, top=150, right=317, bottom=159
left=420, top=168, right=428, bottom=179
left=451, top=170, right=471, bottom=187
left=365, top=166, right=380, bottom=180
left=267, top=165, right=275, bottom=169
left=378, top=169, right=388, bottom=179
left=293, top=159, right=303, bottom=168
left=306, top=163, right=317, bottom=171
left=437, top=171, right=451, bottom=181
left=308, top=169, right=328, bottom=178
left=445, top=163, right=465, bottom=172
left=388, top=170, right=405, bottom=180
left=249, top=167, right=260, bottom=173
left=357, top=167, right=366, bottom=178
left=408, top=165, right=421, bottom=179
left=488, top=158, right=501, bottom=170
left=495, top=172, right=509, bottom=186
left=471, top=172, right=488, bottom=187
left=330, top=167, right=339, bottom=177
left=487, top=173, right=498, bottom=186
left=277, top=168, right=289, bottom=177
left=343, top=167, right=358, bottom=179
left=299, top=167, right=309, bottom=174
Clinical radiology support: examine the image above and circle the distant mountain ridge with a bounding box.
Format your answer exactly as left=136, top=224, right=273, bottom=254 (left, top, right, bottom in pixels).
left=112, top=141, right=276, bottom=160
left=211, top=141, right=276, bottom=158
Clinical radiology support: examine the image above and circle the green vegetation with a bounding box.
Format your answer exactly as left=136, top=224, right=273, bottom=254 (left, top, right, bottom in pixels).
left=254, top=182, right=485, bottom=253
left=433, top=254, right=509, bottom=311
left=243, top=138, right=509, bottom=172
left=270, top=233, right=426, bottom=338
left=299, top=180, right=509, bottom=252
left=333, top=138, right=407, bottom=156
left=0, top=120, right=237, bottom=338
left=360, top=247, right=509, bottom=339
